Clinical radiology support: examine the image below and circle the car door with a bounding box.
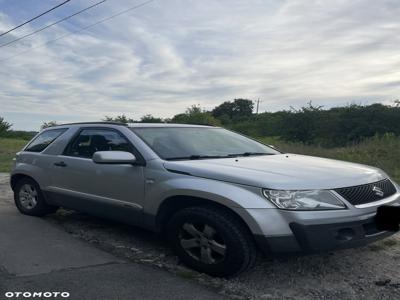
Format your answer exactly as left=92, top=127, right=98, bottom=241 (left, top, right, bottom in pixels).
left=48, top=127, right=146, bottom=223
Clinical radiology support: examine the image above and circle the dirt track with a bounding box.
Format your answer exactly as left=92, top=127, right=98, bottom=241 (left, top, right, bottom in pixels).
left=1, top=173, right=400, bottom=299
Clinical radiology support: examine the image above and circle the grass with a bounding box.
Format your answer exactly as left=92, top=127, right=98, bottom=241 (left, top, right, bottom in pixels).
left=257, top=134, right=400, bottom=183
left=0, top=138, right=28, bottom=172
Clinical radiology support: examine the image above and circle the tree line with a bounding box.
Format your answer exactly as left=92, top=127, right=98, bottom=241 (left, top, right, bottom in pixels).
left=1, top=99, right=399, bottom=147
left=104, top=99, right=400, bottom=147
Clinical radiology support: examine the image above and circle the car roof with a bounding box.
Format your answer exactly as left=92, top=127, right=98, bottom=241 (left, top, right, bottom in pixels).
left=128, top=123, right=215, bottom=128
left=51, top=122, right=215, bottom=129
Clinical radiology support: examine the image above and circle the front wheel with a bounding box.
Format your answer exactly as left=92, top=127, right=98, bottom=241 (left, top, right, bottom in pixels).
left=167, top=206, right=257, bottom=277
left=14, top=177, right=58, bottom=216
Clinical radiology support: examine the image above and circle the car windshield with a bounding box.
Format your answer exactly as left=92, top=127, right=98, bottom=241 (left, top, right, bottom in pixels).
left=131, top=127, right=279, bottom=160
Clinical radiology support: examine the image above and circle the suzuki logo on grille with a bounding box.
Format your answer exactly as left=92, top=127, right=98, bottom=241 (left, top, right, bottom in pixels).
left=372, top=186, right=384, bottom=197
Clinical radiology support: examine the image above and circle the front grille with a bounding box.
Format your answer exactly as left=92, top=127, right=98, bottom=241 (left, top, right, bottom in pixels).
left=334, top=179, right=397, bottom=206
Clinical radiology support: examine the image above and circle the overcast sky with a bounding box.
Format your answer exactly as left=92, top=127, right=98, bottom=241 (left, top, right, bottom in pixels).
left=0, top=0, right=399, bottom=130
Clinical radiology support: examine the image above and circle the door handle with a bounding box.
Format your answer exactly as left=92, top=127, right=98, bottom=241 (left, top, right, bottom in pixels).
left=54, top=161, right=67, bottom=167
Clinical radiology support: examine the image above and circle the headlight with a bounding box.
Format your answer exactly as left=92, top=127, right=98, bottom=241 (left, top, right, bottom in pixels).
left=262, top=189, right=346, bottom=210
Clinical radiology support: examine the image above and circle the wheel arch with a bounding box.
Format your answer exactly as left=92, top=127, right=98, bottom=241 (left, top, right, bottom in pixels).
left=10, top=173, right=38, bottom=191
left=155, top=195, right=260, bottom=237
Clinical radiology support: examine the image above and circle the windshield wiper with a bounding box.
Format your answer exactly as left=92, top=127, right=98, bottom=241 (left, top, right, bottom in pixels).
left=227, top=152, right=273, bottom=157
left=167, top=155, right=229, bottom=161
left=167, top=152, right=274, bottom=161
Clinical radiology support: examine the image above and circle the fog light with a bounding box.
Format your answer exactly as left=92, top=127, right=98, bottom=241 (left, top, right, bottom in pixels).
left=335, top=228, right=355, bottom=241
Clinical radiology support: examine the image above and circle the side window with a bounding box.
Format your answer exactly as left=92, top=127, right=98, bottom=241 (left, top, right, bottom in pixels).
left=65, top=129, right=133, bottom=158
left=25, top=128, right=67, bottom=153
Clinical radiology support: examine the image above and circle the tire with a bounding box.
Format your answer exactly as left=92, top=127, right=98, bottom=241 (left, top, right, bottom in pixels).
left=14, top=177, right=58, bottom=216
left=167, top=206, right=257, bottom=277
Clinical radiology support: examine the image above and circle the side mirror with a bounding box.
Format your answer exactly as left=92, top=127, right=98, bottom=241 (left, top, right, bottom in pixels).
left=92, top=151, right=137, bottom=164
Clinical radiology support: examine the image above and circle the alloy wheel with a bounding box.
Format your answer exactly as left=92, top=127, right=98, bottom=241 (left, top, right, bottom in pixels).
left=179, top=222, right=226, bottom=264
left=18, top=184, right=38, bottom=210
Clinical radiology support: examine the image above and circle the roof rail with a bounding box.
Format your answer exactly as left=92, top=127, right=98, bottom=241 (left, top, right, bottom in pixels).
left=54, top=121, right=128, bottom=127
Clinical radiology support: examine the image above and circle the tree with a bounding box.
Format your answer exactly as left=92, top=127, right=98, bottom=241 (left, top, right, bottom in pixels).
left=139, top=114, right=164, bottom=123
left=212, top=101, right=235, bottom=118
left=103, top=115, right=135, bottom=124
left=212, top=99, right=254, bottom=119
left=232, top=99, right=254, bottom=117
left=0, top=117, right=12, bottom=136
left=172, top=105, right=221, bottom=126
left=41, top=121, right=58, bottom=130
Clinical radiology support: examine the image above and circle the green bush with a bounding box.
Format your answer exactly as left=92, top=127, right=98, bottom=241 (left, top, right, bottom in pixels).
left=257, top=134, right=400, bottom=183
left=221, top=103, right=400, bottom=147
left=0, top=138, right=28, bottom=172
left=1, top=130, right=36, bottom=140
left=171, top=105, right=221, bottom=126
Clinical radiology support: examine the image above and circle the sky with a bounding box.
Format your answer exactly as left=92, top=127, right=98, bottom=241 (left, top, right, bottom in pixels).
left=0, top=0, right=399, bottom=130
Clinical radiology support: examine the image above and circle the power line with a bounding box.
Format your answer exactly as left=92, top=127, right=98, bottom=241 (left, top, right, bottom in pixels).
left=0, top=0, right=71, bottom=38
left=0, top=0, right=107, bottom=48
left=0, top=0, right=154, bottom=63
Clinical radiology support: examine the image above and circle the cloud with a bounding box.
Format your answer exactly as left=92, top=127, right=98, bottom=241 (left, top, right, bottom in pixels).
left=0, top=0, right=399, bottom=130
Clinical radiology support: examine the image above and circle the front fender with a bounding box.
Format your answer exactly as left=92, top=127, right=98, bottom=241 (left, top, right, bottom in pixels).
left=146, top=176, right=274, bottom=211
left=144, top=175, right=277, bottom=235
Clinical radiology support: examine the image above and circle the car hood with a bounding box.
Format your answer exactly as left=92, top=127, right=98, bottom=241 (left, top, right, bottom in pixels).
left=163, top=154, right=387, bottom=190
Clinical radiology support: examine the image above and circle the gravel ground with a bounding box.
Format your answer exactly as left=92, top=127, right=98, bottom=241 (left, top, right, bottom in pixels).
left=2, top=173, right=400, bottom=299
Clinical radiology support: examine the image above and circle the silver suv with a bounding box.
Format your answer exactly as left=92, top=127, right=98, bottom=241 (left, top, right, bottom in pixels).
left=10, top=122, right=400, bottom=277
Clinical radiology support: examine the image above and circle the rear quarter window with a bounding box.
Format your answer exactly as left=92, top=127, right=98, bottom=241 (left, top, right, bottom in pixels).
left=25, top=128, right=67, bottom=152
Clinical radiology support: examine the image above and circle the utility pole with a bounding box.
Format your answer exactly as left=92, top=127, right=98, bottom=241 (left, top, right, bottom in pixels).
left=256, top=98, right=261, bottom=114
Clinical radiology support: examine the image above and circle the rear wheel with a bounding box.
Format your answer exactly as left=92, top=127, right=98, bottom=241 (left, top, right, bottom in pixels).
left=14, top=177, right=58, bottom=216
left=167, top=206, right=257, bottom=277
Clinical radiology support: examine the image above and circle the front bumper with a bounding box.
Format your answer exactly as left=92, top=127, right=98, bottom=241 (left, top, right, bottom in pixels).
left=248, top=187, right=400, bottom=255
left=255, top=214, right=396, bottom=254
